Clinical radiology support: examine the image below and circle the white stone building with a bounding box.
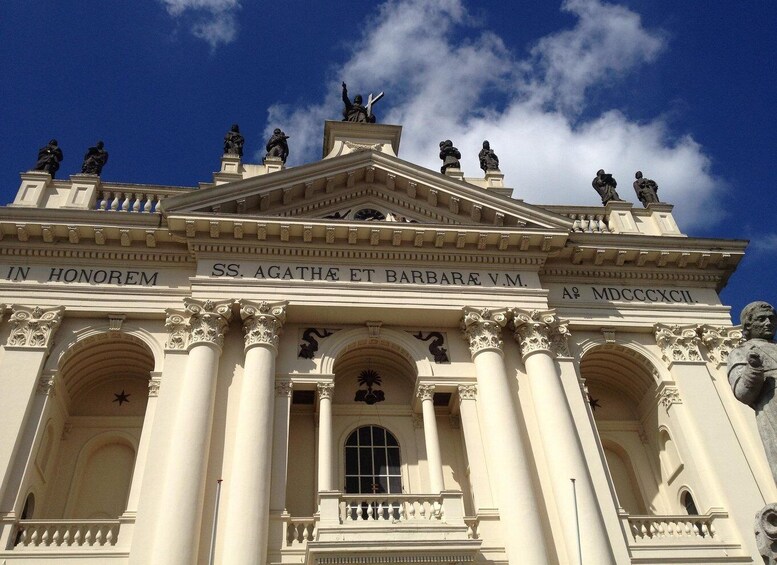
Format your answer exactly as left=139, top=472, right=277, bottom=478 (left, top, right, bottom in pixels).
left=0, top=121, right=769, bottom=564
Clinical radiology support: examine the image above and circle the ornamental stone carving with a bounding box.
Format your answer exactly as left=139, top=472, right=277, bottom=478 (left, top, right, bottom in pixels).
left=699, top=324, right=744, bottom=366
left=417, top=384, right=436, bottom=401
left=7, top=306, right=64, bottom=349
left=458, top=384, right=477, bottom=400
left=317, top=382, right=334, bottom=400
left=657, top=384, right=682, bottom=410
left=276, top=380, right=293, bottom=397
left=239, top=300, right=287, bottom=352
left=511, top=308, right=570, bottom=359
left=37, top=373, right=57, bottom=396
left=654, top=323, right=703, bottom=365
left=164, top=299, right=234, bottom=351
left=461, top=307, right=509, bottom=356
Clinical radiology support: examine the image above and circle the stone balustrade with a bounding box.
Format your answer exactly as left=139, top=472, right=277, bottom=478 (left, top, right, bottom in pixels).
left=339, top=494, right=445, bottom=523
left=285, top=517, right=316, bottom=546
left=95, top=189, right=177, bottom=213
left=12, top=519, right=120, bottom=549
left=626, top=514, right=717, bottom=543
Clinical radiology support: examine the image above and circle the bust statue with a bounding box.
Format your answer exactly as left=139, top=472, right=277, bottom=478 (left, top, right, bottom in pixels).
left=728, top=301, right=777, bottom=483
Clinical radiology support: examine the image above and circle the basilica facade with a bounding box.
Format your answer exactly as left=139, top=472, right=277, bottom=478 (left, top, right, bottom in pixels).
left=0, top=121, right=769, bottom=564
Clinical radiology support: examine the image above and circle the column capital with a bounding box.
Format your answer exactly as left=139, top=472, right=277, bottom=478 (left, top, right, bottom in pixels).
left=417, top=384, right=436, bottom=401
left=164, top=298, right=234, bottom=351
left=461, top=307, right=509, bottom=357
left=699, top=324, right=744, bottom=366
left=6, top=305, right=65, bottom=349
left=275, top=380, right=293, bottom=397
left=654, top=323, right=703, bottom=365
left=317, top=381, right=334, bottom=400
left=457, top=384, right=477, bottom=400
left=511, top=308, right=570, bottom=359
left=239, top=300, right=287, bottom=352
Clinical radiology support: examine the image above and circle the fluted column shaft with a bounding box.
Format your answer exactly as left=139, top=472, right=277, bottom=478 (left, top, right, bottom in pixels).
left=152, top=299, right=232, bottom=565
left=317, top=382, right=335, bottom=491
left=513, top=309, right=615, bottom=565
left=461, top=307, right=550, bottom=565
left=221, top=301, right=287, bottom=565
left=418, top=385, right=445, bottom=493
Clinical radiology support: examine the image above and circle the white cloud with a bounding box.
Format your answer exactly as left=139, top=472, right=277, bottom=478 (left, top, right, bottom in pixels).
left=266, top=0, right=722, bottom=230
left=159, top=0, right=240, bottom=48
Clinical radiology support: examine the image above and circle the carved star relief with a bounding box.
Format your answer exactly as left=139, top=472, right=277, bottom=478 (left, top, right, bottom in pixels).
left=113, top=390, right=131, bottom=406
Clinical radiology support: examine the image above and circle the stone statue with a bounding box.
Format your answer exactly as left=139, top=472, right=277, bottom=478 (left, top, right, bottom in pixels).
left=264, top=128, right=289, bottom=163
left=439, top=140, right=461, bottom=174
left=224, top=123, right=244, bottom=157
left=33, top=139, right=63, bottom=178
left=633, top=171, right=659, bottom=207
left=592, top=169, right=622, bottom=205
left=341, top=82, right=381, bottom=123
left=81, top=141, right=109, bottom=175
left=728, top=301, right=777, bottom=483
left=478, top=140, right=499, bottom=173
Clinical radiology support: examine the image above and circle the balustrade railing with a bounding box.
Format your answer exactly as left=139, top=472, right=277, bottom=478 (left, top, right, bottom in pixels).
left=95, top=189, right=178, bottom=213
left=627, top=514, right=716, bottom=543
left=339, top=494, right=443, bottom=523
left=285, top=517, right=315, bottom=546
left=13, top=519, right=120, bottom=549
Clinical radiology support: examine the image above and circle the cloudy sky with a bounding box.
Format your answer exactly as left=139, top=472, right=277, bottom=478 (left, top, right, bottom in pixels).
left=1, top=0, right=775, bottom=317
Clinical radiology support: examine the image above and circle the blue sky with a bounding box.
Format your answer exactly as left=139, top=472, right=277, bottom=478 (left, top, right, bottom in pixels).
left=1, top=0, right=775, bottom=321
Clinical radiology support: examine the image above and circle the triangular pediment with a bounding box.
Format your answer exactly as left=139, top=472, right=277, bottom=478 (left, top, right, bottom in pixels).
left=160, top=150, right=572, bottom=231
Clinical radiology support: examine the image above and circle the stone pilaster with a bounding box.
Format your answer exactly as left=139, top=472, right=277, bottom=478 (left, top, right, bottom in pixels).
left=221, top=300, right=287, bottom=565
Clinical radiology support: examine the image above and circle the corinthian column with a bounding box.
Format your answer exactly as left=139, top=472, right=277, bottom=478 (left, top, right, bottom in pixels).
left=151, top=299, right=232, bottom=565
left=460, top=307, right=550, bottom=564
left=221, top=300, right=287, bottom=565
left=512, top=309, right=616, bottom=565
left=417, top=384, right=445, bottom=493
left=0, top=306, right=64, bottom=513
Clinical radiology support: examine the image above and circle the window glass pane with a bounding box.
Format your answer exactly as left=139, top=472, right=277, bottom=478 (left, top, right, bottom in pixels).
left=389, top=477, right=401, bottom=493
left=345, top=477, right=359, bottom=493
left=358, top=427, right=371, bottom=445
left=385, top=431, right=398, bottom=446
left=374, top=447, right=387, bottom=475
left=346, top=431, right=358, bottom=446
left=359, top=447, right=373, bottom=475
left=360, top=477, right=374, bottom=494
left=373, top=427, right=386, bottom=446
left=346, top=447, right=358, bottom=474
left=387, top=447, right=400, bottom=473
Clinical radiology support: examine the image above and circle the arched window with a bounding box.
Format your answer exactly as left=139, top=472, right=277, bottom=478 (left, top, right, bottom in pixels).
left=344, top=426, right=401, bottom=494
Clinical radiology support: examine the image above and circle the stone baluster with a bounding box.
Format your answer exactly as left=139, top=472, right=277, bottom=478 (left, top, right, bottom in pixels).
left=317, top=382, right=335, bottom=491
left=417, top=384, right=445, bottom=493
left=150, top=299, right=232, bottom=565
left=460, top=307, right=551, bottom=564
left=512, top=308, right=617, bottom=564
left=220, top=300, right=287, bottom=565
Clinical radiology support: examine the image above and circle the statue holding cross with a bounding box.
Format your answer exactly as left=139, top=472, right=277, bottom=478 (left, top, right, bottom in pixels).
left=341, top=82, right=383, bottom=123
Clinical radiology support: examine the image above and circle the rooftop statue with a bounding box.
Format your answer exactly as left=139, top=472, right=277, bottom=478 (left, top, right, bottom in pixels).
left=81, top=141, right=109, bottom=175
left=478, top=140, right=499, bottom=173
left=341, top=82, right=382, bottom=123
left=633, top=171, right=660, bottom=207
left=592, top=169, right=622, bottom=205
left=264, top=128, right=289, bottom=164
left=439, top=140, right=461, bottom=174
left=224, top=123, right=244, bottom=157
left=34, top=139, right=63, bottom=178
